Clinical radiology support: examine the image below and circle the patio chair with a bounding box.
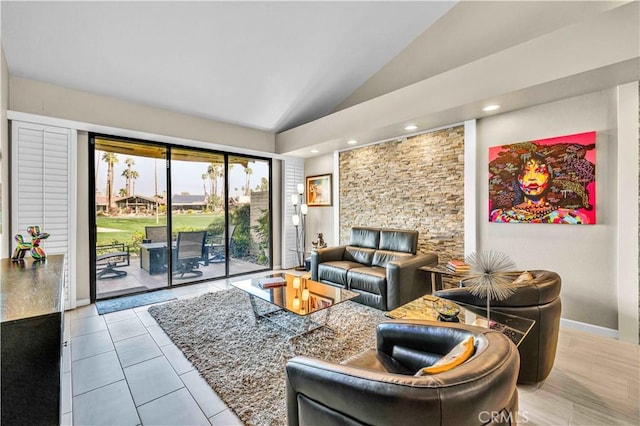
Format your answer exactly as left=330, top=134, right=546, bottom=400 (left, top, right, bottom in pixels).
left=173, top=231, right=207, bottom=279
left=96, top=243, right=130, bottom=279
left=144, top=225, right=167, bottom=243
left=206, top=225, right=236, bottom=263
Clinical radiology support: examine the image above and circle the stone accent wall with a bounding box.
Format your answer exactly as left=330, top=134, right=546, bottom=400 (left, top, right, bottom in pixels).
left=338, top=125, right=465, bottom=264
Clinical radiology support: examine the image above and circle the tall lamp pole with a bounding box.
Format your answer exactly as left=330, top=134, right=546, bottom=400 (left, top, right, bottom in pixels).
left=291, top=183, right=307, bottom=270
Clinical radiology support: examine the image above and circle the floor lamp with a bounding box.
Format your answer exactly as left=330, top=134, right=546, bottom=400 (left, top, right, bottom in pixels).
left=291, top=183, right=308, bottom=270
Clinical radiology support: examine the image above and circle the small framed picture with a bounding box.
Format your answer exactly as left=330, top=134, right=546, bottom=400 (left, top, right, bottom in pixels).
left=306, top=174, right=332, bottom=207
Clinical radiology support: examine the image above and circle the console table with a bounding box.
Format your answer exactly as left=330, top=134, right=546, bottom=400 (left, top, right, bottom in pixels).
left=1, top=255, right=66, bottom=425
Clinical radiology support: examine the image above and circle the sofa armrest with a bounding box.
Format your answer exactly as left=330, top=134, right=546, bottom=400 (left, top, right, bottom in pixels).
left=310, top=246, right=346, bottom=281
left=386, top=252, right=438, bottom=309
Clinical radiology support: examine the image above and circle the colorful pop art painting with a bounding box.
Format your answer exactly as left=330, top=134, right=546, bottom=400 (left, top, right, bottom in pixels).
left=489, top=131, right=596, bottom=224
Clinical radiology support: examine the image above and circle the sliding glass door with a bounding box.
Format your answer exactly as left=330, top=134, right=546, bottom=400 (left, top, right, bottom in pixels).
left=91, top=134, right=272, bottom=301
left=170, top=148, right=226, bottom=283
left=93, top=137, right=169, bottom=300
left=228, top=155, right=271, bottom=275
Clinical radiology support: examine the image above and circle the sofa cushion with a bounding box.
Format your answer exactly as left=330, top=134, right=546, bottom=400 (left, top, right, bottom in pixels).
left=349, top=227, right=380, bottom=249
left=379, top=229, right=418, bottom=254
left=344, top=246, right=376, bottom=266
left=348, top=266, right=387, bottom=295
left=317, top=261, right=361, bottom=286
left=372, top=250, right=413, bottom=268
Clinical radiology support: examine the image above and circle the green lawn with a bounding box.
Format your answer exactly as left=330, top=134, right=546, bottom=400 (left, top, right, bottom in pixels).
left=97, top=213, right=223, bottom=248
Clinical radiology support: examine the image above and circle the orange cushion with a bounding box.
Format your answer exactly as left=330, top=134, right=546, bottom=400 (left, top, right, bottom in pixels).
left=512, top=271, right=534, bottom=285
left=415, top=336, right=475, bottom=375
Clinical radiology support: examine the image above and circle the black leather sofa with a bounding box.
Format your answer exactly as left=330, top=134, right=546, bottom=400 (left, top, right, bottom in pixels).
left=435, top=270, right=561, bottom=384
left=286, top=320, right=520, bottom=426
left=310, top=227, right=438, bottom=310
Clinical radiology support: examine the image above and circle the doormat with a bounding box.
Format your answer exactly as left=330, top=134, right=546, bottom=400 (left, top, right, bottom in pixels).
left=96, top=290, right=176, bottom=315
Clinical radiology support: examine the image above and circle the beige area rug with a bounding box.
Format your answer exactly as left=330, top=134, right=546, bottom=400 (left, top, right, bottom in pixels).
left=148, top=288, right=387, bottom=426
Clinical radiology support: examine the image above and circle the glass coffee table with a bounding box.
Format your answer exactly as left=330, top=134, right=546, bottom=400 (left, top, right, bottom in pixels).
left=386, top=295, right=535, bottom=347
left=232, top=273, right=358, bottom=339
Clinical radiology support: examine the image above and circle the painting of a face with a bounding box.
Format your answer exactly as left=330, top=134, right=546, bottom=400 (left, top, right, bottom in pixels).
left=517, top=158, right=550, bottom=197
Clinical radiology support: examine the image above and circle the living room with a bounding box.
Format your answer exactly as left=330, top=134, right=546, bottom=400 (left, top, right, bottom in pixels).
left=1, top=1, right=639, bottom=425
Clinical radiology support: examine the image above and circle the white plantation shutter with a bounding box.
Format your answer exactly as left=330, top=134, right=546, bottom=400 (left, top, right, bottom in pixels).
left=282, top=159, right=304, bottom=269
left=11, top=121, right=77, bottom=309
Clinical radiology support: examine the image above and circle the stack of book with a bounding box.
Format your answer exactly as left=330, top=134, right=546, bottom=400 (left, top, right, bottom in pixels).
left=446, top=259, right=470, bottom=273
left=258, top=276, right=287, bottom=288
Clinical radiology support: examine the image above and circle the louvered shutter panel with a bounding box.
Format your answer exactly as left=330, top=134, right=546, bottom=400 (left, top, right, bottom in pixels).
left=282, top=159, right=304, bottom=269
left=12, top=121, right=76, bottom=309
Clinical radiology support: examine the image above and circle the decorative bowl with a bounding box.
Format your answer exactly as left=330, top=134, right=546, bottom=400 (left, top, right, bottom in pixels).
left=436, top=302, right=460, bottom=320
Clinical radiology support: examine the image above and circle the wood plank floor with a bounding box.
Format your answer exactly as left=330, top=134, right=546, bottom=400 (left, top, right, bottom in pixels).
left=518, top=327, right=639, bottom=425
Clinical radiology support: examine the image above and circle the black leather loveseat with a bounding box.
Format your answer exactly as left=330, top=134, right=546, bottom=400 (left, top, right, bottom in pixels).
left=310, top=227, right=438, bottom=310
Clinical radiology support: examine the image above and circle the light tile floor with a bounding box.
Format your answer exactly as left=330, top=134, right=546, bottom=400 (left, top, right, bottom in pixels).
left=64, top=275, right=258, bottom=426
left=64, top=273, right=640, bottom=426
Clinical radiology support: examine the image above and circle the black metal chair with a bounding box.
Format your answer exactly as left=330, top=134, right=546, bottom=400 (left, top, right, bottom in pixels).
left=173, top=231, right=207, bottom=279
left=96, top=243, right=130, bottom=279
left=144, top=225, right=167, bottom=243
left=206, top=225, right=236, bottom=263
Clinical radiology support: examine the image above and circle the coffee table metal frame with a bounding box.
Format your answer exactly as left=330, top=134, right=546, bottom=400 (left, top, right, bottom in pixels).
left=232, top=273, right=359, bottom=340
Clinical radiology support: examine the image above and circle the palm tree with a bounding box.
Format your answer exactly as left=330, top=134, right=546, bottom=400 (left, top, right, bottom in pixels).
left=118, top=188, right=127, bottom=197
left=130, top=170, right=139, bottom=196
left=124, top=158, right=135, bottom=196
left=121, top=169, right=131, bottom=196
left=244, top=166, right=253, bottom=196
left=207, top=163, right=223, bottom=210
left=102, top=152, right=119, bottom=210
left=201, top=173, right=208, bottom=195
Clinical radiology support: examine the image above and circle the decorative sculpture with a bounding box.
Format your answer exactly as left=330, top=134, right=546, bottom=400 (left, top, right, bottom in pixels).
left=463, top=250, right=517, bottom=322
left=311, top=233, right=326, bottom=250
left=11, top=226, right=50, bottom=261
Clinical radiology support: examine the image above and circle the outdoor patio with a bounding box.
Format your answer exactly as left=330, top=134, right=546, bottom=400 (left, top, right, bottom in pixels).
left=96, top=254, right=268, bottom=299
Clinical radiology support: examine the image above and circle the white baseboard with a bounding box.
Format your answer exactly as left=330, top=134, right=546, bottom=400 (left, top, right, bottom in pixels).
left=560, top=318, right=618, bottom=340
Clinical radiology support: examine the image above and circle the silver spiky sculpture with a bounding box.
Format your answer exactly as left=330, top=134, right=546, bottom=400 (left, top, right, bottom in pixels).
left=464, top=250, right=517, bottom=323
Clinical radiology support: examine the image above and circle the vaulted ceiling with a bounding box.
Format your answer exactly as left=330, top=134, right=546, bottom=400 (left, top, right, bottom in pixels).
left=1, top=1, right=455, bottom=133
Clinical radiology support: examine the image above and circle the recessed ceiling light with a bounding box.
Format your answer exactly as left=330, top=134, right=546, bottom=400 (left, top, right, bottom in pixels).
left=347, top=140, right=358, bottom=145
left=404, top=125, right=418, bottom=131
left=482, top=104, right=501, bottom=112
left=310, top=149, right=319, bottom=153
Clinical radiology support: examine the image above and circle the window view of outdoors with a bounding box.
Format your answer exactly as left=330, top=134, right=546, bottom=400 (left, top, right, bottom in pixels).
left=93, top=137, right=271, bottom=300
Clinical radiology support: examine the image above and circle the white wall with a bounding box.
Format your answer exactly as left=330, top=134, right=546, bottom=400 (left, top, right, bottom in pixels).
left=0, top=45, right=8, bottom=258
left=303, top=152, right=336, bottom=247
left=477, top=88, right=621, bottom=330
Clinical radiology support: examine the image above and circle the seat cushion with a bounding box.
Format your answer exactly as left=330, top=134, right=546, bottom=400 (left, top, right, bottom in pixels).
left=347, top=267, right=386, bottom=295
left=344, top=246, right=376, bottom=266
left=318, top=261, right=362, bottom=286
left=342, top=349, right=413, bottom=375
left=372, top=250, right=413, bottom=268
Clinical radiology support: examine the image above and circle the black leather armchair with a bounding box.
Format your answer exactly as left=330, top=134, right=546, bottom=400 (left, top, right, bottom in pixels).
left=286, top=320, right=520, bottom=426
left=435, top=270, right=561, bottom=384
left=310, top=227, right=438, bottom=310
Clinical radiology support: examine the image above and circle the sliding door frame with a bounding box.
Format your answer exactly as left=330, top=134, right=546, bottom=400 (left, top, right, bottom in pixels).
left=89, top=132, right=273, bottom=303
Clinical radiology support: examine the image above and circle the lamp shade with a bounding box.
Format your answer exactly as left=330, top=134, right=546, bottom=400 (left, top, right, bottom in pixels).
left=297, top=183, right=304, bottom=194
left=301, top=204, right=308, bottom=215
left=292, top=297, right=300, bottom=310
left=301, top=288, right=309, bottom=301
left=292, top=215, right=300, bottom=226
left=291, top=194, right=299, bottom=205
left=292, top=277, right=300, bottom=289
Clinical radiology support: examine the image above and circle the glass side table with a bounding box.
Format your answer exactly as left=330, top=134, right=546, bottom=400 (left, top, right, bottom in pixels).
left=386, top=294, right=535, bottom=347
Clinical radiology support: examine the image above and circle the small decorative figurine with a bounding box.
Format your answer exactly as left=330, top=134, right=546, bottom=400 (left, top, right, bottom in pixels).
left=11, top=226, right=50, bottom=261
left=311, top=233, right=327, bottom=250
